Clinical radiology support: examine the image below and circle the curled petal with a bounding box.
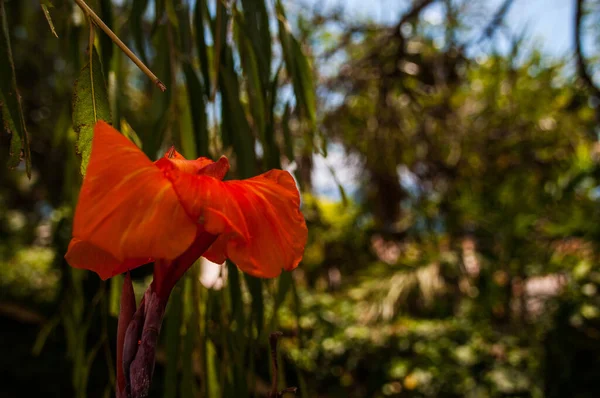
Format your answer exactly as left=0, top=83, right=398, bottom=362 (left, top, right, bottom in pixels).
left=155, top=152, right=230, bottom=180
left=166, top=168, right=307, bottom=278
left=65, top=239, right=150, bottom=280
left=68, top=121, right=197, bottom=279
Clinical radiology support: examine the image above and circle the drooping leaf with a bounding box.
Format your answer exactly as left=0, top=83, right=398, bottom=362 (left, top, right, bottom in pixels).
left=0, top=0, right=31, bottom=177
left=205, top=339, right=221, bottom=398
left=240, top=0, right=271, bottom=96
left=141, top=25, right=171, bottom=158
left=193, top=0, right=211, bottom=96
left=120, top=119, right=143, bottom=149
left=282, top=102, right=294, bottom=161
left=178, top=80, right=198, bottom=159
left=220, top=54, right=257, bottom=178
left=182, top=63, right=209, bottom=157
left=72, top=47, right=111, bottom=176
left=226, top=261, right=245, bottom=330
left=243, top=273, right=264, bottom=337
left=181, top=272, right=199, bottom=398
left=235, top=12, right=266, bottom=139
left=276, top=1, right=316, bottom=125
left=270, top=271, right=293, bottom=329
left=129, top=0, right=149, bottom=66
left=163, top=284, right=183, bottom=398
left=98, top=0, right=113, bottom=79
left=264, top=63, right=283, bottom=169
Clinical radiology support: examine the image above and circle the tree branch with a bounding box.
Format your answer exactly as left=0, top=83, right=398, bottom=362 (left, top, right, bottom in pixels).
left=575, top=0, right=600, bottom=99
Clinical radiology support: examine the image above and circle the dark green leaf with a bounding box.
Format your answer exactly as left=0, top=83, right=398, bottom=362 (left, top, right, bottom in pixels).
left=193, top=0, right=211, bottom=96
left=72, top=47, right=111, bottom=176
left=163, top=285, right=183, bottom=398
left=243, top=273, right=264, bottom=337
left=182, top=64, right=209, bottom=157
left=270, top=271, right=293, bottom=329
left=129, top=0, right=149, bottom=66
left=220, top=54, right=256, bottom=177
left=0, top=0, right=31, bottom=177
left=181, top=275, right=198, bottom=398
left=240, top=0, right=271, bottom=91
left=235, top=12, right=266, bottom=138
left=99, top=0, right=113, bottom=79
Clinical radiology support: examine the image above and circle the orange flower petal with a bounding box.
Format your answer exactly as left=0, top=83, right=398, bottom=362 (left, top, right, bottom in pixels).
left=69, top=121, right=197, bottom=277
left=165, top=167, right=307, bottom=278
left=65, top=238, right=150, bottom=280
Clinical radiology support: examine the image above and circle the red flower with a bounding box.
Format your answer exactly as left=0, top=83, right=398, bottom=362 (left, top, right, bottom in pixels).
left=65, top=121, right=307, bottom=290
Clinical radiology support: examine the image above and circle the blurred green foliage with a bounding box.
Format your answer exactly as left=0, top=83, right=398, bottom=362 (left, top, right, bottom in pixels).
left=2, top=0, right=600, bottom=397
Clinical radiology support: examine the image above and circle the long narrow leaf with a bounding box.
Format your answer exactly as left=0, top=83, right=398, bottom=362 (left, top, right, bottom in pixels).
left=193, top=0, right=211, bottom=96
left=182, top=64, right=209, bottom=157
left=0, top=0, right=31, bottom=177
left=99, top=0, right=113, bottom=79
left=163, top=285, right=184, bottom=398
left=276, top=1, right=316, bottom=125
left=72, top=47, right=111, bottom=176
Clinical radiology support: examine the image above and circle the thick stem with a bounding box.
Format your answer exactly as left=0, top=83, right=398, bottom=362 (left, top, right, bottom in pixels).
left=116, top=272, right=136, bottom=398
left=129, top=288, right=166, bottom=398
left=268, top=332, right=297, bottom=398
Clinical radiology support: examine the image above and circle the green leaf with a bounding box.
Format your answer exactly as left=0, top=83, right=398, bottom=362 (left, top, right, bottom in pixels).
left=72, top=47, right=111, bottom=176
left=193, top=0, right=211, bottom=96
left=0, top=0, right=31, bottom=177
left=282, top=102, right=294, bottom=161
left=129, top=0, right=149, bottom=66
left=226, top=261, right=245, bottom=330
left=205, top=340, right=221, bottom=398
left=235, top=12, right=266, bottom=138
left=276, top=1, right=316, bottom=125
left=163, top=285, right=183, bottom=398
left=264, top=63, right=284, bottom=169
left=269, top=271, right=293, bottom=329
left=182, top=64, right=209, bottom=157
left=240, top=0, right=271, bottom=90
left=220, top=55, right=256, bottom=178
left=243, top=274, right=264, bottom=337
left=41, top=3, right=58, bottom=38
left=181, top=275, right=198, bottom=398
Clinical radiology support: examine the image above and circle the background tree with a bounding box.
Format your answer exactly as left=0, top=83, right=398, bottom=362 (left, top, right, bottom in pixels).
left=2, top=0, right=600, bottom=397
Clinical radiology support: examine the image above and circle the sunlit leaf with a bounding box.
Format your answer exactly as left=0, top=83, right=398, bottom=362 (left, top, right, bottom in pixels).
left=276, top=0, right=316, bottom=125
left=72, top=47, right=111, bottom=176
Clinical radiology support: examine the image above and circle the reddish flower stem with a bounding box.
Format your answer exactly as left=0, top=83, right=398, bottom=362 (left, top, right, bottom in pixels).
left=154, top=231, right=218, bottom=300
left=116, top=272, right=136, bottom=397
left=118, top=231, right=218, bottom=397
